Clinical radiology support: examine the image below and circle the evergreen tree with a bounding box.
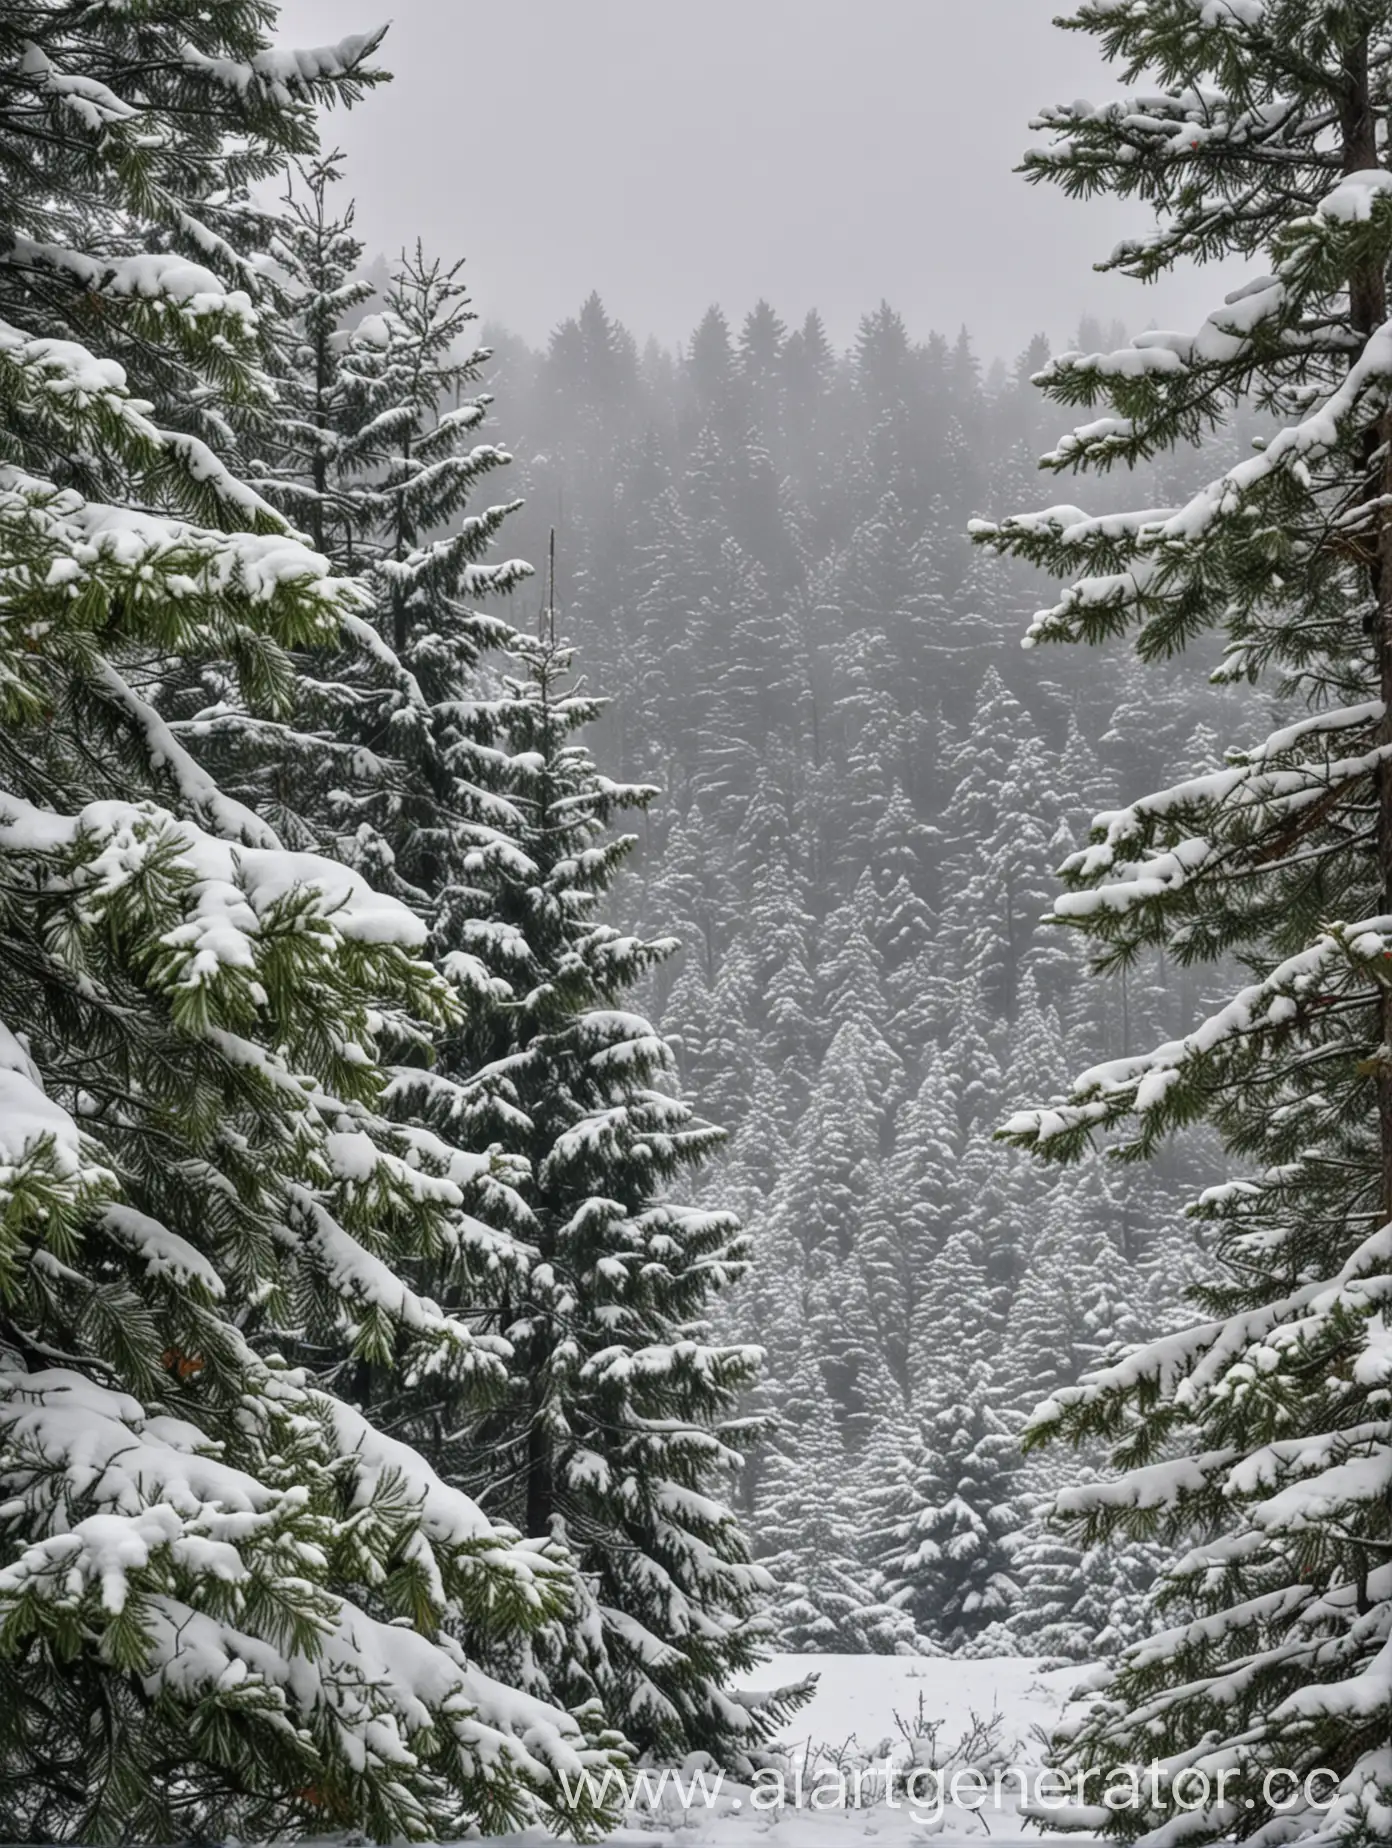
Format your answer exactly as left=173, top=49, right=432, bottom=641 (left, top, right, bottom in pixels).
left=687, top=305, right=739, bottom=430
left=768, top=1018, right=898, bottom=1340
left=819, top=871, right=892, bottom=1038
left=449, top=603, right=800, bottom=1768
left=861, top=1051, right=961, bottom=1396
left=0, top=8, right=616, bottom=1837
left=260, top=155, right=373, bottom=560
left=643, top=798, right=734, bottom=992
left=738, top=298, right=787, bottom=439
left=1009, top=1475, right=1161, bottom=1667
left=979, top=2, right=1392, bottom=1836
left=748, top=857, right=818, bottom=1097
left=938, top=671, right=1058, bottom=1019
left=871, top=1375, right=1023, bottom=1654
left=332, top=238, right=527, bottom=898
left=213, top=167, right=599, bottom=1709
left=214, top=184, right=529, bottom=904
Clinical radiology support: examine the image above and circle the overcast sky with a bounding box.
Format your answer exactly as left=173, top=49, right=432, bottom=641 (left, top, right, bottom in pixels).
left=276, top=0, right=1233, bottom=363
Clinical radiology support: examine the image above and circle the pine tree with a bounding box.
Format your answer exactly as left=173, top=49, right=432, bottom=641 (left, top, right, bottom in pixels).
left=0, top=8, right=617, bottom=1838
left=632, top=475, right=716, bottom=770
left=209, top=161, right=599, bottom=1701
left=1003, top=1160, right=1141, bottom=1422
left=329, top=239, right=528, bottom=891
left=861, top=1050, right=962, bottom=1396
left=1009, top=1475, right=1161, bottom=1667
left=207, top=175, right=530, bottom=902
left=870, top=1373, right=1023, bottom=1654
left=643, top=798, right=735, bottom=991
left=447, top=594, right=800, bottom=1768
left=768, top=1020, right=898, bottom=1354
left=780, top=308, right=839, bottom=515
left=938, top=671, right=1059, bottom=1020
left=260, top=155, right=374, bottom=560
left=977, top=3, right=1392, bottom=1837
left=687, top=304, right=739, bottom=429
left=738, top=298, right=787, bottom=441
left=748, top=855, right=818, bottom=1097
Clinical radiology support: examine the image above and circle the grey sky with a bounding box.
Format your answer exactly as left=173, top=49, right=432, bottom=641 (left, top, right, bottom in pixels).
left=277, top=0, right=1234, bottom=363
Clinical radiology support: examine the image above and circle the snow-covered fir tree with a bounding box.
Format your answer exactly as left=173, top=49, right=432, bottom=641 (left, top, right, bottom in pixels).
left=978, top=1, right=1392, bottom=1837
left=756, top=1353, right=930, bottom=1657
left=305, top=227, right=529, bottom=894
left=216, top=163, right=685, bottom=1755
left=440, top=587, right=805, bottom=1766
left=260, top=154, right=374, bottom=561
left=0, top=6, right=619, bottom=1839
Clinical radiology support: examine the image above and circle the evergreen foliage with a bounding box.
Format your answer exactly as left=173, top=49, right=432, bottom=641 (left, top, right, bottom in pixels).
left=439, top=594, right=801, bottom=1767
left=977, top=2, right=1392, bottom=1837
left=0, top=6, right=619, bottom=1839
left=231, top=156, right=793, bottom=1771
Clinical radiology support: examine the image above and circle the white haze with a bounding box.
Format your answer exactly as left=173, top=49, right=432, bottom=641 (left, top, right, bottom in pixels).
left=275, top=0, right=1242, bottom=361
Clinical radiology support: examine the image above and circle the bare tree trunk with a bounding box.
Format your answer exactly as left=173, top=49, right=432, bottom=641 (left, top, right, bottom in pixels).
left=524, top=1402, right=554, bottom=1538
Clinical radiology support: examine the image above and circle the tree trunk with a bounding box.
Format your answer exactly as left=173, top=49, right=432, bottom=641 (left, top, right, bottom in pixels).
left=524, top=1395, right=554, bottom=1537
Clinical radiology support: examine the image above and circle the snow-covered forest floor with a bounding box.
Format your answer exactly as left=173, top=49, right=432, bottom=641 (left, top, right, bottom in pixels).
left=478, top=1657, right=1089, bottom=1846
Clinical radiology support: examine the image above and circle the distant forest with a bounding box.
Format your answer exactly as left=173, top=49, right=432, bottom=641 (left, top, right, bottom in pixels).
left=447, top=291, right=1268, bottom=1659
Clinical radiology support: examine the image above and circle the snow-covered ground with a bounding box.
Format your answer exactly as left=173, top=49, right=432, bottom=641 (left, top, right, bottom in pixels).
left=490, top=1655, right=1095, bottom=1846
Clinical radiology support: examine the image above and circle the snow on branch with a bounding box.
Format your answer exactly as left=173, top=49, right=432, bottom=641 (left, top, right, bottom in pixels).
left=1005, top=916, right=1392, bottom=1148
left=5, top=239, right=256, bottom=328
left=1054, top=703, right=1387, bottom=904
left=0, top=1020, right=112, bottom=1202
left=94, top=662, right=283, bottom=850
left=1033, top=1219, right=1392, bottom=1455
left=179, top=28, right=388, bottom=107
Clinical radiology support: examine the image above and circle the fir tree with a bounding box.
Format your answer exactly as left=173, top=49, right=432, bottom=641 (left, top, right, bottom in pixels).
left=754, top=1352, right=929, bottom=1656
left=260, top=155, right=373, bottom=560
left=978, top=2, right=1392, bottom=1837
left=862, top=1051, right=963, bottom=1397
left=205, top=177, right=530, bottom=902
left=687, top=304, right=739, bottom=428
left=738, top=298, right=787, bottom=440
left=448, top=587, right=800, bottom=1768
left=0, top=8, right=616, bottom=1838
left=870, top=1371, right=1023, bottom=1653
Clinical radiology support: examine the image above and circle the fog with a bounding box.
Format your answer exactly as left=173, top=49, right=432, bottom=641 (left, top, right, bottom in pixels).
left=276, top=0, right=1235, bottom=359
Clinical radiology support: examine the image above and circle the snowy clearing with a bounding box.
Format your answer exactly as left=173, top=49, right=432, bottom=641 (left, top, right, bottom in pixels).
left=484, top=1655, right=1092, bottom=1845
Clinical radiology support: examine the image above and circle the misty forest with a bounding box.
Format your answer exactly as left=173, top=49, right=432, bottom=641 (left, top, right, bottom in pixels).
left=4, top=2, right=1392, bottom=1845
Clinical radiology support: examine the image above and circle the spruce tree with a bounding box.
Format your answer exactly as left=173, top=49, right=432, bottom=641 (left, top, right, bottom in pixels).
left=260, top=154, right=373, bottom=562
left=0, top=6, right=616, bottom=1838
left=323, top=237, right=528, bottom=905
left=194, top=152, right=378, bottom=852
left=977, top=2, right=1392, bottom=1838
left=198, top=165, right=529, bottom=899
left=748, top=856, right=818, bottom=1099
left=861, top=1050, right=961, bottom=1397
left=870, top=1381, right=1023, bottom=1655
left=447, top=587, right=801, bottom=1768
left=240, top=173, right=689, bottom=1760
